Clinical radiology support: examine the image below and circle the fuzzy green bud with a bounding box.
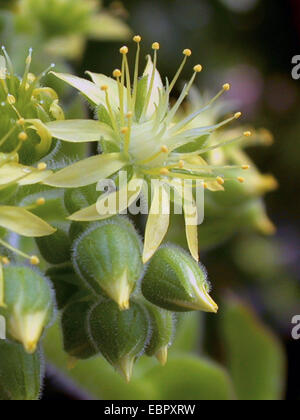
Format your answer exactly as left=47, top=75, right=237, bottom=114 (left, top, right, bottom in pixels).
left=2, top=265, right=55, bottom=353
left=144, top=301, right=174, bottom=366
left=89, top=300, right=150, bottom=382
left=0, top=340, right=43, bottom=400
left=72, top=217, right=143, bottom=310
left=142, top=246, right=218, bottom=313
left=61, top=296, right=98, bottom=360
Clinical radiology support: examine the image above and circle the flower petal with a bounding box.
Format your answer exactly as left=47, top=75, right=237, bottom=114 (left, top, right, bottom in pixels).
left=183, top=187, right=199, bottom=262
left=51, top=72, right=105, bottom=106
left=143, top=55, right=163, bottom=118
left=44, top=153, right=126, bottom=188
left=0, top=206, right=56, bottom=237
left=86, top=72, right=127, bottom=110
left=143, top=183, right=170, bottom=263
left=46, top=120, right=115, bottom=143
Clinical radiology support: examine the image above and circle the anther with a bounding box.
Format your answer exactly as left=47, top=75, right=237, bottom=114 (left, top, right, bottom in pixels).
left=17, top=118, right=25, bottom=125
left=152, top=42, right=160, bottom=50
left=1, top=257, right=10, bottom=265
left=193, top=65, right=203, bottom=73
left=183, top=49, right=192, bottom=57
left=7, top=94, right=16, bottom=105
left=30, top=256, right=40, bottom=265
left=18, top=132, right=28, bottom=142
left=243, top=131, right=252, bottom=137
left=179, top=160, right=184, bottom=169
left=126, top=111, right=133, bottom=119
left=203, top=183, right=208, bottom=189
left=161, top=145, right=169, bottom=153
left=216, top=176, right=225, bottom=185
left=160, top=168, right=169, bottom=175
left=121, top=127, right=129, bottom=134
left=37, top=163, right=47, bottom=171
left=242, top=165, right=250, bottom=170
left=237, top=177, right=245, bottom=183
left=113, top=69, right=122, bottom=78
left=101, top=85, right=109, bottom=91
left=36, top=198, right=46, bottom=206
left=223, top=83, right=231, bottom=91
left=120, top=46, right=129, bottom=54
left=235, top=112, right=242, bottom=119
left=133, top=35, right=142, bottom=43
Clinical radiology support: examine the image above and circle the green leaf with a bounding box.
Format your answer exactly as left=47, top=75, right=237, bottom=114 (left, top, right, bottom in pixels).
left=46, top=120, right=116, bottom=143
left=0, top=206, right=56, bottom=237
left=44, top=153, right=126, bottom=188
left=145, top=353, right=235, bottom=400
left=220, top=298, right=286, bottom=400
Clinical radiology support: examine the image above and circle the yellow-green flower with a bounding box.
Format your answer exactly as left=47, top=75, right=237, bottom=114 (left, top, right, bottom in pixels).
left=44, top=37, right=251, bottom=263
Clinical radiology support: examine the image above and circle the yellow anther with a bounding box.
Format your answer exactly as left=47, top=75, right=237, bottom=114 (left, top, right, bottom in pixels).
left=223, top=83, right=231, bottom=91
left=27, top=73, right=36, bottom=83
left=193, top=64, right=203, bottom=73
left=235, top=112, right=242, bottom=119
left=160, top=168, right=170, bottom=175
left=18, top=132, right=28, bottom=142
left=101, top=85, right=109, bottom=91
left=126, top=111, right=133, bottom=119
left=17, top=118, right=25, bottom=126
left=37, top=162, right=47, bottom=171
left=183, top=49, right=192, bottom=57
left=133, top=35, right=142, bottom=43
left=113, top=69, right=122, bottom=78
left=36, top=198, right=46, bottom=206
left=30, top=256, right=40, bottom=265
left=1, top=257, right=10, bottom=265
left=237, top=177, right=245, bottom=183
left=152, top=42, right=160, bottom=50
left=203, top=183, right=208, bottom=189
left=243, top=131, right=252, bottom=137
left=121, top=127, right=129, bottom=134
left=242, top=165, right=250, bottom=170
left=120, top=46, right=129, bottom=54
left=216, top=176, right=225, bottom=185
left=7, top=94, right=16, bottom=105
left=178, top=160, right=184, bottom=169
left=161, top=145, right=169, bottom=153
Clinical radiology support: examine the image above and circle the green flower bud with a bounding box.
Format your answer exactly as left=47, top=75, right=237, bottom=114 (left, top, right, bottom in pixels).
left=46, top=263, right=87, bottom=310
left=36, top=226, right=71, bottom=264
left=0, top=340, right=43, bottom=400
left=89, top=299, right=150, bottom=382
left=2, top=265, right=55, bottom=353
left=144, top=301, right=175, bottom=366
left=72, top=217, right=143, bottom=310
left=142, top=246, right=218, bottom=313
left=61, top=295, right=98, bottom=360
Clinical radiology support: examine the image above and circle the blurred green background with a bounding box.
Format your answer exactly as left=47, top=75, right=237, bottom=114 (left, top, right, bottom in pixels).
left=1, top=0, right=299, bottom=400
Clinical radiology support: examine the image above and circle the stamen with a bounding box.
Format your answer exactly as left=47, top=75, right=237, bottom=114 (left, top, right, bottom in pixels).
left=137, top=145, right=169, bottom=165
left=169, top=49, right=192, bottom=93
left=143, top=42, right=160, bottom=117
left=20, top=48, right=32, bottom=92
left=18, top=132, right=28, bottom=142
left=160, top=168, right=169, bottom=175
left=237, top=177, right=245, bottom=183
left=132, top=35, right=142, bottom=111
left=101, top=85, right=118, bottom=133
left=0, top=238, right=40, bottom=265
left=0, top=125, right=17, bottom=147
left=1, top=257, right=9, bottom=265
left=113, top=69, right=125, bottom=124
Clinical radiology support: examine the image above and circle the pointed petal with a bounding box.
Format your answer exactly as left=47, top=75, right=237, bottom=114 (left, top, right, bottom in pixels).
left=46, top=120, right=116, bottom=143
left=51, top=72, right=105, bottom=106
left=44, top=153, right=126, bottom=188
left=183, top=188, right=199, bottom=262
left=0, top=206, right=56, bottom=237
left=143, top=184, right=170, bottom=263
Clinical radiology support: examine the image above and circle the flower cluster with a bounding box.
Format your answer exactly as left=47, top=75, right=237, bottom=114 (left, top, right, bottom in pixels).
left=44, top=36, right=252, bottom=263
